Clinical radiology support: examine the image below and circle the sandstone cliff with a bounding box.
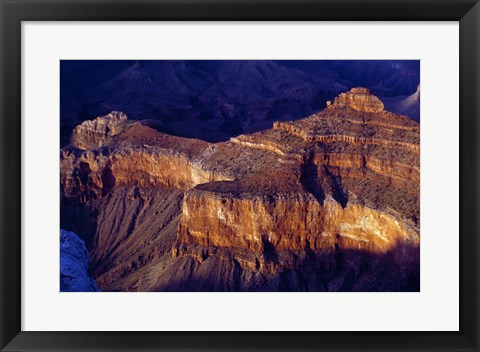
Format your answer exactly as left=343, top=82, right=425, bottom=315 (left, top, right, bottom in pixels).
left=60, top=87, right=420, bottom=291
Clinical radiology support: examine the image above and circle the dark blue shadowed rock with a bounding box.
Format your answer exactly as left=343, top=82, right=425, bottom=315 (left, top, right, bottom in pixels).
left=60, top=229, right=100, bottom=292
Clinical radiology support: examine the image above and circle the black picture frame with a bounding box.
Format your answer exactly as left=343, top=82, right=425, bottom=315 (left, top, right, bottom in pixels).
left=1, top=0, right=479, bottom=351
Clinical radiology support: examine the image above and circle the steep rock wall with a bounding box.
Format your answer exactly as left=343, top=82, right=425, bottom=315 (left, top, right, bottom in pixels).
left=177, top=190, right=418, bottom=261
left=61, top=148, right=234, bottom=201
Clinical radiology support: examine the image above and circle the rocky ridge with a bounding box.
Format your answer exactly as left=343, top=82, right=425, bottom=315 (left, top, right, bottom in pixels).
left=60, top=87, right=420, bottom=291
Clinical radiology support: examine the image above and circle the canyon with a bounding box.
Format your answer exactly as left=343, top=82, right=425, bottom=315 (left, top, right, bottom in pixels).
left=60, top=87, right=420, bottom=291
left=60, top=60, right=420, bottom=146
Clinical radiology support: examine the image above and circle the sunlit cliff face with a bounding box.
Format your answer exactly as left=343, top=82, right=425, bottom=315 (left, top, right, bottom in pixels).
left=60, top=87, right=420, bottom=291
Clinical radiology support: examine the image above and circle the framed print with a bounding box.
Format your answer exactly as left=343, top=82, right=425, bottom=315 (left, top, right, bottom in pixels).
left=1, top=0, right=479, bottom=351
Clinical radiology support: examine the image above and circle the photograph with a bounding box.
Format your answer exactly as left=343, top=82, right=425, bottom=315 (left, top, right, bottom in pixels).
left=59, top=60, right=420, bottom=292
left=3, top=0, right=478, bottom=349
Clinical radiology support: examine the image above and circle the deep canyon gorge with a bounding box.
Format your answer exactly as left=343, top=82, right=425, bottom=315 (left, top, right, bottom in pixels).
left=60, top=87, right=420, bottom=291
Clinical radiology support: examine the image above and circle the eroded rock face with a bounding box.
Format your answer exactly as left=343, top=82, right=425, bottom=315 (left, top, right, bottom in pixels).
left=61, top=122, right=234, bottom=202
left=60, top=87, right=420, bottom=291
left=178, top=192, right=418, bottom=258
left=70, top=111, right=127, bottom=150
left=327, top=87, right=384, bottom=112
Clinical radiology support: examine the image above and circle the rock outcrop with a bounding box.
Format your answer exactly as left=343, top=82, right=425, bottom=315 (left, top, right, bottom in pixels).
left=327, top=87, right=384, bottom=112
left=60, top=87, right=420, bottom=291
left=70, top=111, right=127, bottom=150
left=60, top=229, right=100, bottom=292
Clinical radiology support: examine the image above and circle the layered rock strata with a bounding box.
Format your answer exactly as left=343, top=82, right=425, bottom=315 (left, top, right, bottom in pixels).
left=60, top=87, right=420, bottom=291
left=326, top=87, right=384, bottom=112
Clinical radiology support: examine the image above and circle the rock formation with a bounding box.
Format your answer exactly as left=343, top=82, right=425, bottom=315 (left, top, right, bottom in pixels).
left=326, top=87, right=384, bottom=113
left=70, top=111, right=127, bottom=150
left=60, top=88, right=420, bottom=291
left=60, top=229, right=100, bottom=292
